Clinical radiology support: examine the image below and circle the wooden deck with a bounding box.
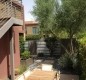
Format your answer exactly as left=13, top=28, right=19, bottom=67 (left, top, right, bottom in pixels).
left=26, top=69, right=57, bottom=80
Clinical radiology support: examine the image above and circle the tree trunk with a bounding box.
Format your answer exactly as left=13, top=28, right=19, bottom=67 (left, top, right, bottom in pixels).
left=70, top=37, right=74, bottom=54
left=69, top=28, right=74, bottom=54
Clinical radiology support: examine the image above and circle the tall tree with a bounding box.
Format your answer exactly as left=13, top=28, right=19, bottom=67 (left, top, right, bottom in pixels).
left=32, top=0, right=55, bottom=36
left=55, top=0, right=86, bottom=54
left=32, top=0, right=86, bottom=54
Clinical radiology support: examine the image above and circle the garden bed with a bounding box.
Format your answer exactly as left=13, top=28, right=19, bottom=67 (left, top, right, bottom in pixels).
left=21, top=58, right=33, bottom=67
left=15, top=69, right=31, bottom=80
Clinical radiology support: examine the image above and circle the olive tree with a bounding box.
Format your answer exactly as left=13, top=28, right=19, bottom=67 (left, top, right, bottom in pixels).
left=32, top=0, right=55, bottom=36
left=55, top=0, right=86, bottom=54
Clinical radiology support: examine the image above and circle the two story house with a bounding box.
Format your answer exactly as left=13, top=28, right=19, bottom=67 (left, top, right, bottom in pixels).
left=25, top=21, right=39, bottom=36
left=0, top=0, right=24, bottom=80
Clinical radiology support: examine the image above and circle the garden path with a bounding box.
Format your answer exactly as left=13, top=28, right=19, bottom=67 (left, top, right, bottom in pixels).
left=33, top=59, right=79, bottom=80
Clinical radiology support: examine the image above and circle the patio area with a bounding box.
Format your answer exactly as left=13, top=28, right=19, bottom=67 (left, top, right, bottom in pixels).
left=15, top=59, right=79, bottom=80
left=26, top=69, right=57, bottom=80
left=26, top=59, right=58, bottom=80
left=27, top=59, right=79, bottom=80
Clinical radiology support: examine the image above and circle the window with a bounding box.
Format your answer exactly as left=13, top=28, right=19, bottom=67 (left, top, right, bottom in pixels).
left=32, top=27, right=39, bottom=34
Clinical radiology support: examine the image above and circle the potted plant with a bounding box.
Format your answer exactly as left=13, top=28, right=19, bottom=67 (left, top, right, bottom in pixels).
left=21, top=50, right=30, bottom=60
left=21, top=50, right=32, bottom=67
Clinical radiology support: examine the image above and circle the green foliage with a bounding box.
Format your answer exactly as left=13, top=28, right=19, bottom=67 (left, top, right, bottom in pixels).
left=32, top=0, right=86, bottom=78
left=33, top=0, right=86, bottom=38
left=54, top=0, right=86, bottom=54
left=26, top=35, right=41, bottom=40
left=58, top=53, right=73, bottom=69
left=32, top=0, right=55, bottom=35
left=77, top=32, right=86, bottom=79
left=58, top=52, right=81, bottom=74
left=77, top=30, right=86, bottom=45
left=78, top=45, right=86, bottom=80
left=19, top=35, right=25, bottom=53
left=19, top=65, right=27, bottom=74
left=33, top=0, right=86, bottom=55
left=21, top=50, right=30, bottom=60
left=15, top=64, right=27, bottom=75
left=55, top=0, right=86, bottom=36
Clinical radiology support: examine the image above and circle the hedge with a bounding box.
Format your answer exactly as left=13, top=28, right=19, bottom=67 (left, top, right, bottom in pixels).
left=26, top=35, right=41, bottom=40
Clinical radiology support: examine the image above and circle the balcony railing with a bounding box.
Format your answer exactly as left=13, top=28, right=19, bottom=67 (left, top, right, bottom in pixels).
left=0, top=0, right=23, bottom=27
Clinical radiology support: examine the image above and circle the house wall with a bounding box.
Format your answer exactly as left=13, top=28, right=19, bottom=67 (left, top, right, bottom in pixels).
left=26, top=26, right=33, bottom=35
left=0, top=1, right=24, bottom=79
left=13, top=26, right=23, bottom=68
left=0, top=30, right=10, bottom=79
left=25, top=25, right=39, bottom=35
left=0, top=26, right=23, bottom=79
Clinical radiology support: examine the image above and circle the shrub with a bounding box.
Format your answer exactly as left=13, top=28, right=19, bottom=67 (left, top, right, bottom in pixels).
left=58, top=52, right=81, bottom=74
left=15, top=64, right=27, bottom=75
left=19, top=35, right=25, bottom=53
left=58, top=53, right=73, bottom=70
left=77, top=33, right=86, bottom=79
left=26, top=35, right=41, bottom=40
left=79, top=45, right=86, bottom=80
left=19, top=65, right=27, bottom=74
left=21, top=50, right=30, bottom=60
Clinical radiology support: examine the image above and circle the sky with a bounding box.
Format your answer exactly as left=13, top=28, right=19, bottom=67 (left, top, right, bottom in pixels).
left=22, top=0, right=61, bottom=21
left=22, top=0, right=35, bottom=21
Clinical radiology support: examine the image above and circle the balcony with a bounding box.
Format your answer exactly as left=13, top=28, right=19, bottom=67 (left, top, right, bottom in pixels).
left=0, top=0, right=23, bottom=19
left=0, top=0, right=23, bottom=26
left=0, top=0, right=23, bottom=38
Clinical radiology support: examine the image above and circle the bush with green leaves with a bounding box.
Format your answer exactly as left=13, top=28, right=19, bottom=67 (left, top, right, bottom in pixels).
left=79, top=45, right=86, bottom=80
left=58, top=53, right=73, bottom=70
left=77, top=36, right=86, bottom=79
left=21, top=50, right=30, bottom=60
left=19, top=35, right=25, bottom=53
left=15, top=64, right=27, bottom=75
left=26, top=35, right=41, bottom=40
left=58, top=52, right=81, bottom=74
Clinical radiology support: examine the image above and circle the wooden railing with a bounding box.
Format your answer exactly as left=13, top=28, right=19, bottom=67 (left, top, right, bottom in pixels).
left=0, top=0, right=23, bottom=27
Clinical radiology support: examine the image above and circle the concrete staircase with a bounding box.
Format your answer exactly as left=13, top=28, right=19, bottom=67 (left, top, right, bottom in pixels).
left=0, top=18, right=10, bottom=28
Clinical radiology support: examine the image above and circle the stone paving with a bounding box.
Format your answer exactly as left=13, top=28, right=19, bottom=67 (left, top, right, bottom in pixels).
left=33, top=59, right=79, bottom=80
left=60, top=74, right=79, bottom=80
